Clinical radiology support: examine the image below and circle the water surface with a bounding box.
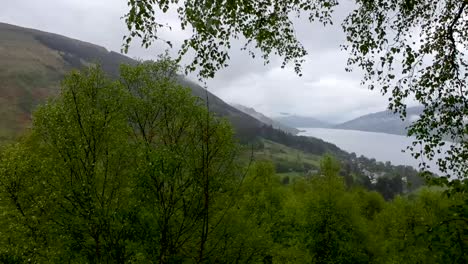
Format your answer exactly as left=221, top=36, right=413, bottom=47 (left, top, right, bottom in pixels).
left=299, top=128, right=442, bottom=172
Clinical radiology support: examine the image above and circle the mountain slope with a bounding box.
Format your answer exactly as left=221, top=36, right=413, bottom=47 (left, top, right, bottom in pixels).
left=334, top=106, right=423, bottom=136
left=0, top=22, right=343, bottom=157
left=0, top=22, right=425, bottom=197
left=0, top=22, right=267, bottom=143
left=231, top=104, right=300, bottom=134
left=273, top=115, right=331, bottom=128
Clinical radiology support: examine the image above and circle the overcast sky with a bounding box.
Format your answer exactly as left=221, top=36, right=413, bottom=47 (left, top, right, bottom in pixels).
left=0, top=0, right=395, bottom=123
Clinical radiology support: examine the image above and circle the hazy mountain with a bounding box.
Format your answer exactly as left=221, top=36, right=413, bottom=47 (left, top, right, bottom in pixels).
left=273, top=115, right=331, bottom=128
left=0, top=22, right=135, bottom=141
left=334, top=106, right=424, bottom=135
left=231, top=104, right=300, bottom=134
left=0, top=22, right=346, bottom=158
left=0, top=22, right=268, bottom=142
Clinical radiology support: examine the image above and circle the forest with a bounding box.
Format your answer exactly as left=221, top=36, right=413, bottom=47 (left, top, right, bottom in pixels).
left=1, top=0, right=468, bottom=262
left=0, top=60, right=466, bottom=263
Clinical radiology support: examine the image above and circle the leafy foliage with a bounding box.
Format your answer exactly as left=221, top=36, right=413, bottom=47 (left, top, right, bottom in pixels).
left=0, top=60, right=246, bottom=263
left=1, top=57, right=466, bottom=263
left=342, top=0, right=468, bottom=180
left=123, top=0, right=339, bottom=78
left=123, top=0, right=468, bottom=187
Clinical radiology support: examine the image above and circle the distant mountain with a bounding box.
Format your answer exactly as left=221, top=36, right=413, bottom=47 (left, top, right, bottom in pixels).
left=334, top=106, right=424, bottom=136
left=232, top=104, right=300, bottom=134
left=273, top=115, right=331, bottom=128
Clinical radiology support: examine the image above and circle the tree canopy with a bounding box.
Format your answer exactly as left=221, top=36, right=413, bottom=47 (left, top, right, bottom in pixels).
left=0, top=60, right=252, bottom=262
left=1, top=62, right=466, bottom=261
left=343, top=0, right=468, bottom=181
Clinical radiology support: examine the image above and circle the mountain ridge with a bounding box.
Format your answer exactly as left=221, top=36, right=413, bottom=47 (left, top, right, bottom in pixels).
left=0, top=22, right=262, bottom=141
left=231, top=104, right=300, bottom=134
left=333, top=106, right=424, bottom=136
left=0, top=22, right=345, bottom=158
left=273, top=115, right=331, bottom=128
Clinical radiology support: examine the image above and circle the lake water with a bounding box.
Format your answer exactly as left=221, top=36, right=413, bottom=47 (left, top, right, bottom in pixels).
left=299, top=128, right=442, bottom=172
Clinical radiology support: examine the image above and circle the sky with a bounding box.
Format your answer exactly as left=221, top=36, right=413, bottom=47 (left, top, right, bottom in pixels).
left=0, top=0, right=395, bottom=123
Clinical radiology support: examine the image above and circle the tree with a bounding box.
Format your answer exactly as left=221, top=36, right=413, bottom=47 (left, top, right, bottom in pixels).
left=342, top=1, right=468, bottom=253
left=0, top=59, right=249, bottom=263
left=343, top=0, right=467, bottom=180
left=372, top=189, right=468, bottom=263
left=0, top=141, right=54, bottom=263
left=1, top=66, right=136, bottom=263
left=304, top=155, right=371, bottom=263
left=120, top=58, right=245, bottom=263
left=123, top=0, right=467, bottom=182
left=374, top=176, right=404, bottom=200
left=219, top=161, right=280, bottom=263
left=123, top=0, right=338, bottom=78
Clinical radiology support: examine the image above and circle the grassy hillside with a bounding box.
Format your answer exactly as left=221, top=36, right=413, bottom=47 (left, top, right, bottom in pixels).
left=0, top=23, right=66, bottom=141
left=255, top=139, right=321, bottom=173
left=0, top=22, right=140, bottom=142
left=0, top=22, right=265, bottom=143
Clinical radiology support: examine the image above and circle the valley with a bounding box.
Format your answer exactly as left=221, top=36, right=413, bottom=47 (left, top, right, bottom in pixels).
left=1, top=10, right=465, bottom=262
left=0, top=22, right=418, bottom=180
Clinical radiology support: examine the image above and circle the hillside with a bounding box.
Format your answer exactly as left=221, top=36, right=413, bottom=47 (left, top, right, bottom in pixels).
left=273, top=115, right=331, bottom=128
left=0, top=23, right=424, bottom=190
left=334, top=106, right=424, bottom=136
left=0, top=22, right=136, bottom=141
left=0, top=22, right=268, bottom=143
left=231, top=104, right=300, bottom=134
left=0, top=22, right=343, bottom=155
left=0, top=22, right=426, bottom=201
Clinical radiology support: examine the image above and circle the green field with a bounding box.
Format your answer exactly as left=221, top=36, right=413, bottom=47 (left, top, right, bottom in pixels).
left=254, top=139, right=321, bottom=175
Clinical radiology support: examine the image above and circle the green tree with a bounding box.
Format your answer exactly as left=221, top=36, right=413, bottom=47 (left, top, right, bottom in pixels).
left=374, top=176, right=404, bottom=200
left=1, top=66, right=137, bottom=263
left=0, top=59, right=253, bottom=263
left=304, top=155, right=371, bottom=263
left=217, top=161, right=280, bottom=263
left=270, top=177, right=311, bottom=263
left=371, top=188, right=467, bottom=263
left=343, top=0, right=468, bottom=180
left=353, top=188, right=385, bottom=221
left=120, top=59, right=245, bottom=263
left=0, top=141, right=54, bottom=262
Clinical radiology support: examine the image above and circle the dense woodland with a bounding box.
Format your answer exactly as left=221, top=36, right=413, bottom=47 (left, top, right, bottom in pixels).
left=0, top=60, right=466, bottom=263
left=1, top=0, right=467, bottom=262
